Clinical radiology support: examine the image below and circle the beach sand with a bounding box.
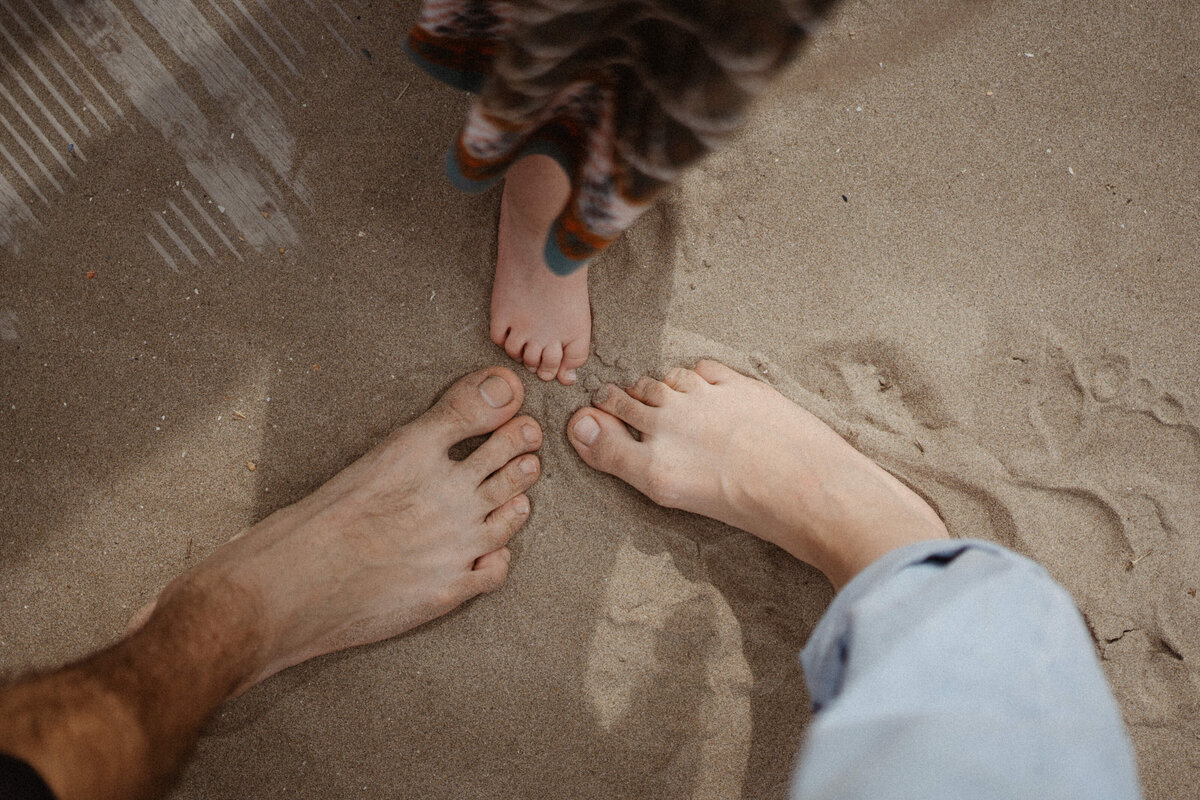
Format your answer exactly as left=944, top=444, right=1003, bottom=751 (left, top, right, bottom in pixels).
left=1, top=0, right=1198, bottom=797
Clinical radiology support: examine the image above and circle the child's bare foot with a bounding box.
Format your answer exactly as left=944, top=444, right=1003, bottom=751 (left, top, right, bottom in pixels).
left=567, top=360, right=948, bottom=590
left=491, top=154, right=590, bottom=385
left=145, top=367, right=542, bottom=692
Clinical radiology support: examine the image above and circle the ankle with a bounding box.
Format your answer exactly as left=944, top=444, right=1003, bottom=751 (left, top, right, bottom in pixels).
left=135, top=569, right=268, bottom=703
left=816, top=516, right=949, bottom=591
left=501, top=155, right=570, bottom=228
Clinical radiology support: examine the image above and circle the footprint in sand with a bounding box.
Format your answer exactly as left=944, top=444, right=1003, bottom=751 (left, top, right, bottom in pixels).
left=585, top=538, right=753, bottom=800
left=745, top=333, right=1199, bottom=730
left=590, top=326, right=1197, bottom=769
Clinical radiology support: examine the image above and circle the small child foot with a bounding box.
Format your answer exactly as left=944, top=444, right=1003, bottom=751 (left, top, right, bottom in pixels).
left=491, top=155, right=591, bottom=385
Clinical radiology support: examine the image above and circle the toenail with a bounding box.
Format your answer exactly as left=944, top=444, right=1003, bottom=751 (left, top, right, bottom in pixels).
left=520, top=457, right=538, bottom=474
left=564, top=370, right=577, bottom=383
left=479, top=375, right=513, bottom=408
left=514, top=496, right=530, bottom=515
left=573, top=415, right=600, bottom=445
left=522, top=423, right=539, bottom=444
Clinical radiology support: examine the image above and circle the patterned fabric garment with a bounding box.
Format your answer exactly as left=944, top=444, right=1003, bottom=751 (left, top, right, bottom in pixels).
left=405, top=0, right=840, bottom=274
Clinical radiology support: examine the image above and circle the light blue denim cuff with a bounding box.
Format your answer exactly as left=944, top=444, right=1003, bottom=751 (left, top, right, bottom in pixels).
left=800, top=538, right=996, bottom=709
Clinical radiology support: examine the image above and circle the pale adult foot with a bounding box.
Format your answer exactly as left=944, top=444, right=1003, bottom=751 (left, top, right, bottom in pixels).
left=567, top=360, right=948, bottom=590
left=491, top=154, right=591, bottom=385
left=140, top=367, right=541, bottom=692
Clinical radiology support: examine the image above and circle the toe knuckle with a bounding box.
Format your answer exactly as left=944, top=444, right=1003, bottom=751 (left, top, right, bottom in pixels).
left=502, top=461, right=532, bottom=494
left=486, top=529, right=509, bottom=551
left=487, top=518, right=517, bottom=549
left=633, top=378, right=658, bottom=402
left=481, top=530, right=504, bottom=552
left=438, top=392, right=476, bottom=429
left=505, top=423, right=528, bottom=451
left=612, top=394, right=635, bottom=417
left=481, top=567, right=507, bottom=593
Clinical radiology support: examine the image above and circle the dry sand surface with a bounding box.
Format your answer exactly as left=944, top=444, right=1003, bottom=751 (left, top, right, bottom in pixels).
left=2, top=0, right=1199, bottom=797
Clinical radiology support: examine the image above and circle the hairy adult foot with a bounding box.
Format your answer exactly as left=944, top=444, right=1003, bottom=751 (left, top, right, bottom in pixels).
left=142, top=367, right=542, bottom=692
left=491, top=154, right=591, bottom=385
left=567, top=360, right=947, bottom=590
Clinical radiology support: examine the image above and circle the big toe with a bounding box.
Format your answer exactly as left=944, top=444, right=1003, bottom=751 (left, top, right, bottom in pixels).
left=567, top=408, right=650, bottom=484
left=420, top=367, right=525, bottom=445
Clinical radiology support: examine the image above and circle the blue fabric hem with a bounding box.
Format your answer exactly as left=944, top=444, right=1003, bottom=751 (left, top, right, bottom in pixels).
left=544, top=235, right=588, bottom=275
left=516, top=141, right=587, bottom=274
left=444, top=146, right=497, bottom=193
left=790, top=537, right=1142, bottom=799
left=402, top=40, right=486, bottom=94
left=444, top=139, right=590, bottom=275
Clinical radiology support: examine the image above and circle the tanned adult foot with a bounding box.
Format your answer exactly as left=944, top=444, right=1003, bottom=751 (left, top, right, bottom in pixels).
left=567, top=360, right=948, bottom=590
left=140, top=367, right=542, bottom=692
left=491, top=154, right=591, bottom=385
